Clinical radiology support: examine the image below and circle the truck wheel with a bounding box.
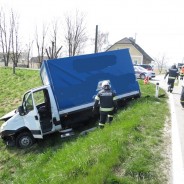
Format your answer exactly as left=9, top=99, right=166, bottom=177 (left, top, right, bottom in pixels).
left=140, top=74, right=145, bottom=80
left=16, top=132, right=35, bottom=148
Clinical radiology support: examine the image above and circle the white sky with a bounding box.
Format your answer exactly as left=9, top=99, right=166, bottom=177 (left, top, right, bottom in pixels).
left=1, top=0, right=184, bottom=64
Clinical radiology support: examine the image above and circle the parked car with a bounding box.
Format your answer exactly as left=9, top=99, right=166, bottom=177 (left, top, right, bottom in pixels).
left=135, top=64, right=153, bottom=71
left=133, top=66, right=155, bottom=79
left=177, top=63, right=184, bottom=69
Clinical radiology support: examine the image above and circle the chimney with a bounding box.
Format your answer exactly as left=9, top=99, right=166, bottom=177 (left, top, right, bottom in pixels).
left=129, top=37, right=135, bottom=43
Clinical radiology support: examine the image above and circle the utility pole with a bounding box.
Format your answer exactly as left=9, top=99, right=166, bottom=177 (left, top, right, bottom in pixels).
left=94, top=25, right=98, bottom=53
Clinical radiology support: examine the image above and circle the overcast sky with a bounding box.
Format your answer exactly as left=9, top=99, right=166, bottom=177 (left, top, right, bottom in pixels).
left=1, top=0, right=184, bottom=64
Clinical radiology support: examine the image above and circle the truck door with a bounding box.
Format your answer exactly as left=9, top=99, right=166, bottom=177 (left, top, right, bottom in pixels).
left=33, top=89, right=52, bottom=134
left=22, top=91, right=43, bottom=139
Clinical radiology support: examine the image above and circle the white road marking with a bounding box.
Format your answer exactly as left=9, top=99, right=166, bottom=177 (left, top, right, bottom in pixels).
left=170, top=93, right=184, bottom=184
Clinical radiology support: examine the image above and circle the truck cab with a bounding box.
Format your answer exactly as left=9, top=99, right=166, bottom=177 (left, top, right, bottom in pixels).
left=0, top=85, right=61, bottom=148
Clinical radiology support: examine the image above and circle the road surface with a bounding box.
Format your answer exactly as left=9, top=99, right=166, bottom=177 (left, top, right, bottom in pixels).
left=151, top=75, right=184, bottom=184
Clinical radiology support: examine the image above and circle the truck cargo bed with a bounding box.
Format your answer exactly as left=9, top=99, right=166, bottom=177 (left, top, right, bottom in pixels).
left=40, top=49, right=140, bottom=114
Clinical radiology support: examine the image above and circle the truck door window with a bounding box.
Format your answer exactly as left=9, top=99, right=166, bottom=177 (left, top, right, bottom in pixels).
left=23, top=93, right=34, bottom=113
left=33, top=89, right=52, bottom=119
left=33, top=90, right=45, bottom=107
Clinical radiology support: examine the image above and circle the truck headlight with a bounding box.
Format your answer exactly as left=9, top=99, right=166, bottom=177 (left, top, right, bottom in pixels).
left=0, top=122, right=8, bottom=131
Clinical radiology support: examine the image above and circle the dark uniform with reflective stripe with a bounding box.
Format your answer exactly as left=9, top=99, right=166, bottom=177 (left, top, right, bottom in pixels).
left=93, top=88, right=117, bottom=128
left=164, top=65, right=178, bottom=93
left=180, top=81, right=184, bottom=108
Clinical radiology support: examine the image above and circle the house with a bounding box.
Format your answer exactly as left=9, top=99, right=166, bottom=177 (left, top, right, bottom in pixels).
left=0, top=52, right=28, bottom=67
left=30, top=56, right=48, bottom=68
left=106, top=37, right=154, bottom=65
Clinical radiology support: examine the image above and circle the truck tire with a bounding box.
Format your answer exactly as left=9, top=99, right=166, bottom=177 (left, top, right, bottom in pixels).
left=16, top=132, right=35, bottom=148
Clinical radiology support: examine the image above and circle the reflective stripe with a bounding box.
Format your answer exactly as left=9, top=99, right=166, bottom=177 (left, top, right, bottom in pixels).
left=99, top=123, right=105, bottom=126
left=95, top=96, right=100, bottom=100
left=113, top=96, right=117, bottom=100
left=168, top=76, right=176, bottom=79
left=100, top=107, right=114, bottom=111
left=108, top=114, right=113, bottom=117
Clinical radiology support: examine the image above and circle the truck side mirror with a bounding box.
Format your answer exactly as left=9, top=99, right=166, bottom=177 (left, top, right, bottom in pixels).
left=18, top=106, right=25, bottom=116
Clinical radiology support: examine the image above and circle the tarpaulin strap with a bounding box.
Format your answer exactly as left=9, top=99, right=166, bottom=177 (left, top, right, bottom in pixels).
left=168, top=77, right=176, bottom=79
left=100, top=107, right=114, bottom=112
left=108, top=114, right=113, bottom=118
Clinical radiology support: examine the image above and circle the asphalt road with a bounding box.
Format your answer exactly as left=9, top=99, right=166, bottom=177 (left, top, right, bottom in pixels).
left=150, top=75, right=184, bottom=184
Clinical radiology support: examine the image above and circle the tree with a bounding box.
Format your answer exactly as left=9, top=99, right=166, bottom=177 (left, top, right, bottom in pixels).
left=0, top=8, right=21, bottom=74
left=0, top=8, right=12, bottom=66
left=64, top=11, right=88, bottom=56
left=11, top=10, right=21, bottom=74
left=25, top=39, right=34, bottom=68
left=35, top=24, right=48, bottom=67
left=154, top=55, right=168, bottom=74
left=92, top=29, right=110, bottom=52
left=45, top=41, right=62, bottom=59
left=45, top=20, right=62, bottom=59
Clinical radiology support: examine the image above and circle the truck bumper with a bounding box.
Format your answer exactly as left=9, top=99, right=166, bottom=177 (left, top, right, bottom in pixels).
left=0, top=130, right=16, bottom=146
left=0, top=130, right=16, bottom=139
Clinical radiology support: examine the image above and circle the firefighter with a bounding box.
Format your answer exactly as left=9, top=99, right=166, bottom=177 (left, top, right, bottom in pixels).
left=164, top=64, right=179, bottom=93
left=144, top=76, right=149, bottom=84
left=180, top=80, right=184, bottom=108
left=179, top=65, right=184, bottom=80
left=93, top=80, right=117, bottom=128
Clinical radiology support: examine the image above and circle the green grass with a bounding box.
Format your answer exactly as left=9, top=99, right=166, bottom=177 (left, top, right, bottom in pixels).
left=0, top=67, right=41, bottom=119
left=0, top=67, right=170, bottom=184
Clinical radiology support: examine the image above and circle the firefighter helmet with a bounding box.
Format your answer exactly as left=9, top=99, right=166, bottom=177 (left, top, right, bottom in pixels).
left=102, top=80, right=110, bottom=89
left=171, top=64, right=176, bottom=69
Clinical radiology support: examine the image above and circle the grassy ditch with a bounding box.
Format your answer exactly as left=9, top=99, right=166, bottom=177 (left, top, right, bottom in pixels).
left=0, top=67, right=170, bottom=184
left=0, top=67, right=41, bottom=119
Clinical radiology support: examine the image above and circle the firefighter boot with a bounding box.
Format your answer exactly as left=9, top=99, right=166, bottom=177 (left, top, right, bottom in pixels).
left=168, top=84, right=171, bottom=92
left=98, top=123, right=105, bottom=129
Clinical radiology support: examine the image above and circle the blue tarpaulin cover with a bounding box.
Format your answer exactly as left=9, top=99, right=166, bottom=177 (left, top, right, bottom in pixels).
left=40, top=49, right=140, bottom=112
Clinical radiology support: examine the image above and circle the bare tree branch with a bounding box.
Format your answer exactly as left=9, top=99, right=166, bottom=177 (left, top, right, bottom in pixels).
left=35, top=24, right=48, bottom=67
left=0, top=8, right=12, bottom=66
left=10, top=10, right=22, bottom=74
left=154, top=55, right=168, bottom=74
left=92, top=30, right=109, bottom=52
left=64, top=11, right=88, bottom=56
left=45, top=19, right=63, bottom=59
left=25, top=40, right=34, bottom=68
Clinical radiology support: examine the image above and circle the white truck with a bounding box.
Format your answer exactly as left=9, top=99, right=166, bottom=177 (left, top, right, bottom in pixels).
left=0, top=49, right=140, bottom=148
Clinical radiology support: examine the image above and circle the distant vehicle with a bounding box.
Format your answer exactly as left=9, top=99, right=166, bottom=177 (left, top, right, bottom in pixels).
left=177, top=63, right=184, bottom=69
left=134, top=66, right=156, bottom=79
left=135, top=64, right=153, bottom=71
